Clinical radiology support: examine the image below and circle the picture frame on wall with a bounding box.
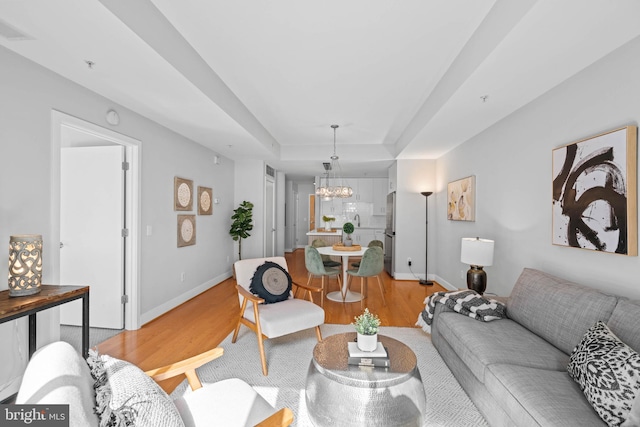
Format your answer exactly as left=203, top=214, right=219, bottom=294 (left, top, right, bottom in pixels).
left=447, top=175, right=475, bottom=221
left=177, top=214, right=196, bottom=247
left=552, top=126, right=637, bottom=256
left=198, top=186, right=213, bottom=215
left=174, top=177, right=193, bottom=211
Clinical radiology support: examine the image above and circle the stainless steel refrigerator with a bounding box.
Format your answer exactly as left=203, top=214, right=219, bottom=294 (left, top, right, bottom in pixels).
left=384, top=192, right=395, bottom=276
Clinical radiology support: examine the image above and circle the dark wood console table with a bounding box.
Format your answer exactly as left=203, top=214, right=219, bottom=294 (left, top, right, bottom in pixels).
left=0, top=285, right=89, bottom=358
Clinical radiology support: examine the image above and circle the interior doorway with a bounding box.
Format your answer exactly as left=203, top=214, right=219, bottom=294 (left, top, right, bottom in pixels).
left=51, top=111, right=141, bottom=330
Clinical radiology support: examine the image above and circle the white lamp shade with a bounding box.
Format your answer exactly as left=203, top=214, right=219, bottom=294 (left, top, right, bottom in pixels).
left=461, top=237, right=494, bottom=267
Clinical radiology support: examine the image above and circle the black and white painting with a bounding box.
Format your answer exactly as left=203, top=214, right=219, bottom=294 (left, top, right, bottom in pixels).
left=552, top=126, right=637, bottom=255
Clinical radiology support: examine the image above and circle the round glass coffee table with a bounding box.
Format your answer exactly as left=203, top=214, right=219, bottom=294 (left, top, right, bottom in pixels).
left=305, top=332, right=425, bottom=426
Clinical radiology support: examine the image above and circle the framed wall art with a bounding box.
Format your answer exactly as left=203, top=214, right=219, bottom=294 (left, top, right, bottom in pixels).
left=552, top=126, right=637, bottom=255
left=447, top=175, right=475, bottom=221
left=174, top=177, right=193, bottom=211
left=177, top=214, right=196, bottom=247
left=198, top=186, right=213, bottom=215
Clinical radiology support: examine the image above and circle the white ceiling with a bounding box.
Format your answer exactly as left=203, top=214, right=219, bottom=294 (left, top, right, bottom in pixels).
left=2, top=0, right=640, bottom=179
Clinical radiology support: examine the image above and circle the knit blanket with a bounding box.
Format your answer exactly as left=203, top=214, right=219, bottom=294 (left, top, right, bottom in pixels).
left=416, top=290, right=507, bottom=334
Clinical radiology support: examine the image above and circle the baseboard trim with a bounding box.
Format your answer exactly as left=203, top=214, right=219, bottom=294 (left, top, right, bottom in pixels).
left=140, top=270, right=232, bottom=326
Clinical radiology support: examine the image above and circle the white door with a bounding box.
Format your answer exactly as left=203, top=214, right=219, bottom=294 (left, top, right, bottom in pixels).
left=60, top=146, right=124, bottom=329
left=265, top=177, right=275, bottom=257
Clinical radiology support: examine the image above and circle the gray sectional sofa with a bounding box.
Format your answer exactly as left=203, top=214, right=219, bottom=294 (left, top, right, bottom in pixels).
left=430, top=268, right=640, bottom=427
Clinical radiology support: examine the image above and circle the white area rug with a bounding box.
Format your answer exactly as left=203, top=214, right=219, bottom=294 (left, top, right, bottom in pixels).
left=171, top=324, right=488, bottom=427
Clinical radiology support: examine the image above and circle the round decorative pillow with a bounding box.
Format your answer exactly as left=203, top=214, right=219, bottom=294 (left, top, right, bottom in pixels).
left=249, top=262, right=292, bottom=304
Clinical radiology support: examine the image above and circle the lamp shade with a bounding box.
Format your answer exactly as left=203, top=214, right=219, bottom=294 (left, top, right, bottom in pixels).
left=461, top=237, right=494, bottom=267
left=8, top=234, right=43, bottom=297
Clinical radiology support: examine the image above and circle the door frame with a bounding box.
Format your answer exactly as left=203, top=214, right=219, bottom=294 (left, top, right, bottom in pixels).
left=51, top=110, right=141, bottom=330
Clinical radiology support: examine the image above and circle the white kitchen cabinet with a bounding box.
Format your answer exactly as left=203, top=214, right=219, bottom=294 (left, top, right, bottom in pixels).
left=352, top=229, right=375, bottom=247
left=372, top=178, right=388, bottom=215
left=353, top=178, right=373, bottom=202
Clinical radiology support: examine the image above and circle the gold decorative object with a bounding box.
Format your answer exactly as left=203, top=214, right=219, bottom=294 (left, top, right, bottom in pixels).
left=8, top=235, right=43, bottom=297
left=174, top=177, right=193, bottom=211
left=198, top=186, right=213, bottom=215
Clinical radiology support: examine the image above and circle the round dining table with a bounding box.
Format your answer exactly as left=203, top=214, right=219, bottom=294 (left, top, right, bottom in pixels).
left=316, top=245, right=368, bottom=302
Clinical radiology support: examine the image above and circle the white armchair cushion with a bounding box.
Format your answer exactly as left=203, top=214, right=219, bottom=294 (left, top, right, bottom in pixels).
left=173, top=378, right=276, bottom=427
left=243, top=298, right=325, bottom=338
left=16, top=341, right=99, bottom=427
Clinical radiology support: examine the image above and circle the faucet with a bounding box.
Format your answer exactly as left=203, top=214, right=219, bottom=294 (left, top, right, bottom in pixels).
left=353, top=214, right=361, bottom=227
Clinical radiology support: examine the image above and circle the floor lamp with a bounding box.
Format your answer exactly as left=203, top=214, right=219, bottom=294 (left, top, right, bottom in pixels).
left=419, top=191, right=433, bottom=286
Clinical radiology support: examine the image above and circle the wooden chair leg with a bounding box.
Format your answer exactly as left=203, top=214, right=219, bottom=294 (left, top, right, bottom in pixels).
left=232, top=299, right=248, bottom=343
left=376, top=275, right=387, bottom=306
left=253, top=304, right=268, bottom=376
left=360, top=277, right=365, bottom=311
left=315, top=325, right=323, bottom=342
left=320, top=276, right=326, bottom=308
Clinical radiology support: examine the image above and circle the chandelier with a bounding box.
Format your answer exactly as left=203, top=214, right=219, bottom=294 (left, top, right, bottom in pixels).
left=315, top=125, right=353, bottom=199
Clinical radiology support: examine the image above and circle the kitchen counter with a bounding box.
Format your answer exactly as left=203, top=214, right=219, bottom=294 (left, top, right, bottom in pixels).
left=307, top=229, right=343, bottom=236
left=307, top=229, right=342, bottom=246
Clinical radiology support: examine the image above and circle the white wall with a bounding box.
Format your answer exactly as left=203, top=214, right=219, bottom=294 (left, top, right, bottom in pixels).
left=0, top=46, right=235, bottom=399
left=296, top=182, right=315, bottom=248
left=433, top=35, right=640, bottom=299
left=234, top=159, right=265, bottom=260
left=393, top=160, right=436, bottom=280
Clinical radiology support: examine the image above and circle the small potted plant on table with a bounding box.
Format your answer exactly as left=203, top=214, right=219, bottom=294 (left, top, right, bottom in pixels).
left=322, top=215, right=335, bottom=231
left=342, top=222, right=355, bottom=247
left=353, top=308, right=380, bottom=351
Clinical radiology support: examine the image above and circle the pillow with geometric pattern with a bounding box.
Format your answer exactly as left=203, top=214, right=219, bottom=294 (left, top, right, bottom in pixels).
left=568, top=321, right=640, bottom=427
left=249, top=261, right=292, bottom=304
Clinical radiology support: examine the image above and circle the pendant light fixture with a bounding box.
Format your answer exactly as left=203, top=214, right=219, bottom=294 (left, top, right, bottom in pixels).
left=315, top=124, right=353, bottom=199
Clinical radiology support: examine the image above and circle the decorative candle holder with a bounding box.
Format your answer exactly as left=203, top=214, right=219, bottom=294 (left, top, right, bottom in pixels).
left=8, top=234, right=43, bottom=297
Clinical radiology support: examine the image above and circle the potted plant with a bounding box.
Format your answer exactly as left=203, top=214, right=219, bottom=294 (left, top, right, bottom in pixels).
left=352, top=308, right=380, bottom=351
left=322, top=215, right=335, bottom=231
left=342, top=222, right=355, bottom=247
left=229, top=201, right=254, bottom=260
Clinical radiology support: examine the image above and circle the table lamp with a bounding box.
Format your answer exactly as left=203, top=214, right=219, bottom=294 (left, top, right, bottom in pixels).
left=8, top=234, right=43, bottom=297
left=461, top=237, right=494, bottom=294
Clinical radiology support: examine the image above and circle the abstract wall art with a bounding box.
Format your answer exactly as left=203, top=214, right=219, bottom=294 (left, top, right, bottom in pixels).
left=447, top=175, right=475, bottom=221
left=552, top=126, right=637, bottom=255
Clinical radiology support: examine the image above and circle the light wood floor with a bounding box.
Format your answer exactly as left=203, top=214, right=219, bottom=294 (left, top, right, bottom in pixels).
left=97, top=249, right=446, bottom=393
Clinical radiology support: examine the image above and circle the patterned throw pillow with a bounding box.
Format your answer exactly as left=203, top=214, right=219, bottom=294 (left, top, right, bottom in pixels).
left=249, top=261, right=292, bottom=304
left=568, top=321, right=640, bottom=426
left=87, top=350, right=185, bottom=427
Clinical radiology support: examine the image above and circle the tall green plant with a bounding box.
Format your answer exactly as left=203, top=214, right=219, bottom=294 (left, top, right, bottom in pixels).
left=229, top=201, right=254, bottom=260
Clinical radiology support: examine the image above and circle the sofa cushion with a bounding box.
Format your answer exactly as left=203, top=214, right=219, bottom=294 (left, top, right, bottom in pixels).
left=568, top=321, right=640, bottom=427
left=16, top=341, right=99, bottom=427
left=507, top=268, right=618, bottom=354
left=485, top=364, right=604, bottom=426
left=436, top=311, right=569, bottom=383
left=87, top=350, right=185, bottom=427
left=608, top=299, right=640, bottom=353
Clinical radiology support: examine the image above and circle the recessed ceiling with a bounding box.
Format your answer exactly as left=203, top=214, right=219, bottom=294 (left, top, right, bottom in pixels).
left=1, top=0, right=639, bottom=179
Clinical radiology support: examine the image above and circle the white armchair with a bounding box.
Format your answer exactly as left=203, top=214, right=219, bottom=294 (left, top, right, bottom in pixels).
left=16, top=341, right=293, bottom=427
left=233, top=256, right=325, bottom=375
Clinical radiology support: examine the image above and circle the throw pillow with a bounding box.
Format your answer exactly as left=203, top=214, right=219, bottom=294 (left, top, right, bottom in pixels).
left=568, top=321, right=640, bottom=427
left=86, top=349, right=185, bottom=427
left=621, top=391, right=640, bottom=427
left=249, top=261, right=292, bottom=304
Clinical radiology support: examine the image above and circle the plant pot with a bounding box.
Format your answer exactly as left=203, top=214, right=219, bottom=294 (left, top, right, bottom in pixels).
left=357, top=332, right=378, bottom=352
left=344, top=238, right=353, bottom=247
